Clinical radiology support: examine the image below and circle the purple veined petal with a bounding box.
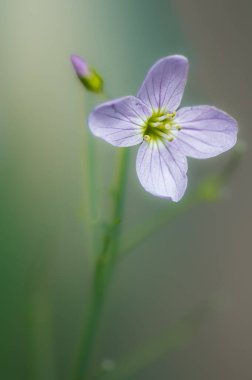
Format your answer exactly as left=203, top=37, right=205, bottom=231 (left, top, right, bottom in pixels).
left=136, top=139, right=188, bottom=202
left=174, top=106, right=238, bottom=159
left=88, top=96, right=152, bottom=147
left=137, top=55, right=189, bottom=113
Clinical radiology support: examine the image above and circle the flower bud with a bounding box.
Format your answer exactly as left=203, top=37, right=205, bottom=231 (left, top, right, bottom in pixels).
left=70, top=54, right=103, bottom=93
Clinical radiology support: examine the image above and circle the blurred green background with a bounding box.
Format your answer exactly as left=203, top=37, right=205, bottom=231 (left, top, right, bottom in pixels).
left=0, top=0, right=251, bottom=379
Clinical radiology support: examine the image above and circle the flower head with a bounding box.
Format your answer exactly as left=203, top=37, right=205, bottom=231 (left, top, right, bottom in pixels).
left=71, top=54, right=103, bottom=93
left=89, top=55, right=238, bottom=201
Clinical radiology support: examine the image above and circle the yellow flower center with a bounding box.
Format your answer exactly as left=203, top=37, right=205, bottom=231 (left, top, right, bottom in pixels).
left=143, top=111, right=181, bottom=142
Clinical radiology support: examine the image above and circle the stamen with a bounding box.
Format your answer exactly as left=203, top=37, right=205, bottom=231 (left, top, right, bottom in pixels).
left=167, top=111, right=176, bottom=119
left=153, top=115, right=168, bottom=122
left=144, top=134, right=150, bottom=141
left=154, top=130, right=174, bottom=142
left=149, top=122, right=161, bottom=128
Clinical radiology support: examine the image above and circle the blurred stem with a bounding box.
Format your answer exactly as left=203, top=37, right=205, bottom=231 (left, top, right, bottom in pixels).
left=97, top=319, right=198, bottom=380
left=120, top=143, right=244, bottom=258
left=95, top=302, right=210, bottom=380
left=86, top=90, right=112, bottom=254
left=75, top=148, right=130, bottom=380
left=87, top=131, right=98, bottom=223
left=84, top=94, right=99, bottom=257
left=120, top=190, right=200, bottom=257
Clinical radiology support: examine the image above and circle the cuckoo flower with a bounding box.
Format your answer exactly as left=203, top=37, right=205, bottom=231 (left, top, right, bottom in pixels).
left=88, top=55, right=238, bottom=201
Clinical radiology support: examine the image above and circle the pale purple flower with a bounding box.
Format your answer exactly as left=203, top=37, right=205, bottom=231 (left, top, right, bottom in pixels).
left=88, top=55, right=238, bottom=201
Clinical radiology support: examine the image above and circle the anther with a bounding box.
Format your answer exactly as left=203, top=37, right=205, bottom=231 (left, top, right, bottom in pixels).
left=144, top=134, right=151, bottom=141
left=170, top=111, right=177, bottom=118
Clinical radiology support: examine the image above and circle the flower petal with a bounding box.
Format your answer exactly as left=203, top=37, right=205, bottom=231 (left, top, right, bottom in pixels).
left=137, top=55, right=189, bottom=113
left=174, top=106, right=238, bottom=158
left=88, top=96, right=151, bottom=147
left=136, top=140, right=188, bottom=202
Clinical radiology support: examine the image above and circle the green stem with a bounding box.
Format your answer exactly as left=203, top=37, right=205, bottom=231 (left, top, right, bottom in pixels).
left=110, top=149, right=130, bottom=238
left=119, top=143, right=244, bottom=258
left=84, top=94, right=100, bottom=257
left=87, top=132, right=98, bottom=224
left=120, top=190, right=200, bottom=258
left=97, top=302, right=210, bottom=380
left=74, top=148, right=130, bottom=380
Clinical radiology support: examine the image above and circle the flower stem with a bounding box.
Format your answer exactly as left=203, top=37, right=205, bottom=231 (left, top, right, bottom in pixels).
left=84, top=94, right=100, bottom=257
left=119, top=143, right=244, bottom=259
left=86, top=131, right=99, bottom=257
left=96, top=302, right=209, bottom=380
left=74, top=148, right=130, bottom=380
left=119, top=190, right=200, bottom=258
